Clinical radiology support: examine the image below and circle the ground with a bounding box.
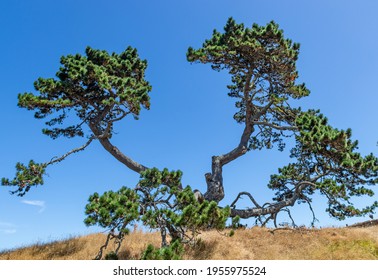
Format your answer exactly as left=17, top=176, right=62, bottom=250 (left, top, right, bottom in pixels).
left=1, top=221, right=378, bottom=260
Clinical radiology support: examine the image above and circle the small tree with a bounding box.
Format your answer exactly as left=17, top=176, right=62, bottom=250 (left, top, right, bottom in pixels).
left=2, top=18, right=378, bottom=258
left=84, top=168, right=230, bottom=259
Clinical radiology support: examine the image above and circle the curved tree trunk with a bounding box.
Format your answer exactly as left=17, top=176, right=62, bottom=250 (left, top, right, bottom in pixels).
left=204, top=125, right=251, bottom=202
left=89, top=123, right=148, bottom=173
left=96, top=136, right=148, bottom=173
left=204, top=72, right=255, bottom=202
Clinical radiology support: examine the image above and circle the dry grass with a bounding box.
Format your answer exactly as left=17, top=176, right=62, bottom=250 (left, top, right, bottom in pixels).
left=1, top=226, right=378, bottom=260
left=184, top=226, right=378, bottom=260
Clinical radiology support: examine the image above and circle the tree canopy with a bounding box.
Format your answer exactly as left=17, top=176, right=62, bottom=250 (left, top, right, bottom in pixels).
left=186, top=18, right=378, bottom=224
left=2, top=46, right=151, bottom=196
left=2, top=17, right=378, bottom=259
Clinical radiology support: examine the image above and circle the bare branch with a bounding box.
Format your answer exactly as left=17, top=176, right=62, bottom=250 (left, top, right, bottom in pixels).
left=230, top=191, right=261, bottom=208
left=253, top=121, right=297, bottom=131
left=94, top=229, right=115, bottom=260
left=46, top=136, right=95, bottom=166
left=230, top=181, right=315, bottom=219
left=303, top=197, right=318, bottom=227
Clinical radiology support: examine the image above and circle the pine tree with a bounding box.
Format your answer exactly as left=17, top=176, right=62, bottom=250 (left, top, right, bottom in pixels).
left=2, top=18, right=378, bottom=258
left=187, top=18, right=378, bottom=224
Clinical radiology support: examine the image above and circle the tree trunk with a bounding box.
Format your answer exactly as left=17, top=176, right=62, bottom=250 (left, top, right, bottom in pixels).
left=204, top=126, right=252, bottom=202
left=89, top=123, right=148, bottom=173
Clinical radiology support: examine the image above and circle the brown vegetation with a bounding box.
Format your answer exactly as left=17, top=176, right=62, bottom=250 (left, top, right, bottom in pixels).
left=1, top=225, right=378, bottom=260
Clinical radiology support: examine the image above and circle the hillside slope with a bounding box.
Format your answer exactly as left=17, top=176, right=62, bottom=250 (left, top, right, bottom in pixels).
left=1, top=225, right=378, bottom=260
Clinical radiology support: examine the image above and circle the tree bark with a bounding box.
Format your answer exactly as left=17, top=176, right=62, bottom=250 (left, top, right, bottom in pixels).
left=89, top=123, right=148, bottom=173
left=230, top=199, right=295, bottom=219
left=229, top=182, right=312, bottom=219
left=204, top=72, right=255, bottom=202
left=204, top=125, right=252, bottom=201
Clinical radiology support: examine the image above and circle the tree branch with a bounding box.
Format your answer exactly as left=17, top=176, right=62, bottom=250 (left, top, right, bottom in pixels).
left=230, top=181, right=315, bottom=219
left=89, top=122, right=148, bottom=173
left=46, top=136, right=95, bottom=166
left=253, top=121, right=297, bottom=131
left=230, top=191, right=261, bottom=208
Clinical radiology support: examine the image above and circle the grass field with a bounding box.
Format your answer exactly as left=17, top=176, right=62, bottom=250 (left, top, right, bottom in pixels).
left=1, top=224, right=378, bottom=260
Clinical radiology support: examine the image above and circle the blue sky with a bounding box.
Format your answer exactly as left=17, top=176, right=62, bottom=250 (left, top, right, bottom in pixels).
left=1, top=0, right=377, bottom=251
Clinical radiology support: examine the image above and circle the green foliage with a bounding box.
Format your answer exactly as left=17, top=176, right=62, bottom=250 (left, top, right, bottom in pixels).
left=187, top=17, right=377, bottom=222
left=187, top=17, right=309, bottom=107
left=269, top=110, right=378, bottom=220
left=141, top=240, right=184, bottom=260
left=104, top=251, right=119, bottom=260
left=232, top=215, right=240, bottom=224
left=3, top=18, right=378, bottom=260
left=18, top=46, right=152, bottom=139
left=187, top=17, right=309, bottom=152
left=137, top=168, right=230, bottom=238
left=84, top=168, right=231, bottom=259
left=1, top=160, right=46, bottom=196
left=84, top=186, right=140, bottom=231
left=2, top=47, right=152, bottom=195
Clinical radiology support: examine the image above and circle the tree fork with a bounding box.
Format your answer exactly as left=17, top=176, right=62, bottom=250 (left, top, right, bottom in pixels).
left=204, top=124, right=252, bottom=202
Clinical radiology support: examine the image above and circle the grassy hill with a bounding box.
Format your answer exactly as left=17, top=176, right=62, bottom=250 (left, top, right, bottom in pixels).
left=1, top=224, right=378, bottom=260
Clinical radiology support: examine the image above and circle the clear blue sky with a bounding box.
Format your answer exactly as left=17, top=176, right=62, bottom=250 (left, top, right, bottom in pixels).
left=1, top=0, right=377, bottom=251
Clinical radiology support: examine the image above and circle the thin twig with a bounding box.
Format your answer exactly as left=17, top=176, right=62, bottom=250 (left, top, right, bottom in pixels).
left=47, top=136, right=95, bottom=166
